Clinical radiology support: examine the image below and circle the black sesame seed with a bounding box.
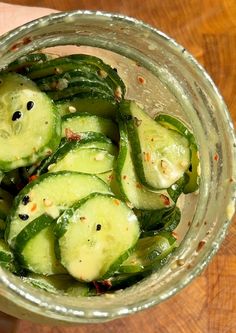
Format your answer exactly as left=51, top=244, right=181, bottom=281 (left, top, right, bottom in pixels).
left=22, top=195, right=30, bottom=205
left=189, top=163, right=193, bottom=172
left=113, top=67, right=118, bottom=72
left=96, top=224, right=101, bottom=231
left=19, top=214, right=29, bottom=221
left=12, top=111, right=22, bottom=121
left=27, top=101, right=34, bottom=111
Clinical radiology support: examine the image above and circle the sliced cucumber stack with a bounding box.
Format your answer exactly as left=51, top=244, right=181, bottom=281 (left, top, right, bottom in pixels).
left=0, top=51, right=199, bottom=295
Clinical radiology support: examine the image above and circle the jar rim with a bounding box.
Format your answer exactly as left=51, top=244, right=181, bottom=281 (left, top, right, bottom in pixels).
left=0, top=9, right=235, bottom=323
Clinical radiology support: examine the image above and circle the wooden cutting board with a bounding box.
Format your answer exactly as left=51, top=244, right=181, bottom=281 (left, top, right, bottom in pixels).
left=1, top=0, right=236, bottom=332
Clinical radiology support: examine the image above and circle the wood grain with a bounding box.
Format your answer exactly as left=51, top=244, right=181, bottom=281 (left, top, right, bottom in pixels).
left=1, top=1, right=235, bottom=332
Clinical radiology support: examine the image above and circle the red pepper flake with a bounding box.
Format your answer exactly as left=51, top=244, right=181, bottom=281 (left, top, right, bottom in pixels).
left=10, top=37, right=32, bottom=51
left=53, top=67, right=62, bottom=74
left=65, top=128, right=81, bottom=141
left=123, top=175, right=127, bottom=180
left=28, top=175, right=38, bottom=182
left=30, top=203, right=37, bottom=212
left=214, top=153, right=219, bottom=161
left=229, top=178, right=234, bottom=183
left=187, top=221, right=191, bottom=227
left=98, top=69, right=108, bottom=78
left=114, top=199, right=120, bottom=206
left=114, top=86, right=122, bottom=101
left=80, top=216, right=86, bottom=221
left=23, top=37, right=32, bottom=45
left=16, top=182, right=25, bottom=191
left=160, top=194, right=170, bottom=206
left=93, top=281, right=102, bottom=295
left=108, top=174, right=114, bottom=180
left=136, top=183, right=142, bottom=189
left=46, top=149, right=52, bottom=156
left=196, top=240, right=206, bottom=252
left=144, top=152, right=151, bottom=162
left=101, top=279, right=112, bottom=288
left=176, top=259, right=185, bottom=266
left=172, top=231, right=178, bottom=239
left=137, top=75, right=146, bottom=84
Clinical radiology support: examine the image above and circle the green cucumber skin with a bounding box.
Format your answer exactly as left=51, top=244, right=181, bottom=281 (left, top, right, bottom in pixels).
left=119, top=101, right=146, bottom=187
left=183, top=143, right=200, bottom=194
left=0, top=73, right=61, bottom=172
left=139, top=206, right=181, bottom=235
left=167, top=174, right=189, bottom=202
left=35, top=69, right=114, bottom=98
left=0, top=239, right=19, bottom=273
left=27, top=54, right=126, bottom=98
left=118, top=231, right=177, bottom=274
left=14, top=214, right=65, bottom=274
left=55, top=92, right=118, bottom=118
left=115, top=117, right=174, bottom=210
left=7, top=53, right=51, bottom=73
left=38, top=132, right=115, bottom=175
left=14, top=214, right=54, bottom=254
left=22, top=273, right=91, bottom=296
left=155, top=114, right=194, bottom=141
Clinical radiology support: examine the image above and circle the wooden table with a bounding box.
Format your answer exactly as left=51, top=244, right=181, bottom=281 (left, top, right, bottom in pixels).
left=1, top=1, right=236, bottom=332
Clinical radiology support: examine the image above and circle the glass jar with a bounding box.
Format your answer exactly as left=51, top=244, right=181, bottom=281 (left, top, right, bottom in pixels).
left=0, top=10, right=235, bottom=325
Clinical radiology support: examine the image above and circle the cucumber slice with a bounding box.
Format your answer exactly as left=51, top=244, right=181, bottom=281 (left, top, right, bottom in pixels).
left=97, top=171, right=113, bottom=185
left=115, top=119, right=174, bottom=210
left=0, top=188, right=13, bottom=239
left=138, top=206, right=181, bottom=234
left=167, top=174, right=189, bottom=202
left=155, top=113, right=200, bottom=194
left=15, top=214, right=65, bottom=275
left=22, top=273, right=81, bottom=295
left=55, top=193, right=140, bottom=282
left=38, top=132, right=117, bottom=175
left=183, top=144, right=199, bottom=194
left=55, top=92, right=117, bottom=118
left=0, top=73, right=61, bottom=171
left=6, top=171, right=111, bottom=248
left=118, top=231, right=177, bottom=274
left=7, top=53, right=51, bottom=73
left=62, top=112, right=119, bottom=142
left=119, top=100, right=190, bottom=190
left=0, top=218, right=6, bottom=238
left=0, top=239, right=18, bottom=272
left=66, top=281, right=91, bottom=296
left=48, top=148, right=116, bottom=175
left=27, top=54, right=126, bottom=98
left=1, top=169, right=23, bottom=195
left=0, top=188, right=13, bottom=217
